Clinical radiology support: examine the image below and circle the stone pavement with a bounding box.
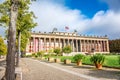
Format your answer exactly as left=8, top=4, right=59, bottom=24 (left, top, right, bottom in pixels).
left=20, top=58, right=120, bottom=80
left=0, top=58, right=6, bottom=80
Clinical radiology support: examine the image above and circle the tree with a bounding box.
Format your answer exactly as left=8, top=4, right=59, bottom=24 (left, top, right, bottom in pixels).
left=0, top=0, right=37, bottom=66
left=48, top=49, right=54, bottom=57
left=5, top=0, right=19, bottom=80
left=109, top=39, right=120, bottom=53
left=15, top=0, right=37, bottom=66
left=54, top=47, right=61, bottom=56
left=0, top=36, right=7, bottom=58
left=62, top=45, right=72, bottom=54
left=37, top=51, right=45, bottom=58
left=0, top=0, right=36, bottom=79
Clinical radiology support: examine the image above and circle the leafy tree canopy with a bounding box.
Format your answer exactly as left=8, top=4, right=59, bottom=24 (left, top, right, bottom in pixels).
left=109, top=39, right=120, bottom=53
left=54, top=47, right=61, bottom=56
left=62, top=45, right=72, bottom=54
left=0, top=36, right=7, bottom=56
left=0, top=0, right=37, bottom=52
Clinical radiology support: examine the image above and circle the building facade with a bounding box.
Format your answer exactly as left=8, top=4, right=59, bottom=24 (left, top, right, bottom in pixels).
left=26, top=32, right=109, bottom=54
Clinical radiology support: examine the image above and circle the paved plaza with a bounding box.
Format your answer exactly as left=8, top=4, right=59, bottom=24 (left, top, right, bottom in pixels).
left=0, top=58, right=120, bottom=80
left=21, top=58, right=120, bottom=80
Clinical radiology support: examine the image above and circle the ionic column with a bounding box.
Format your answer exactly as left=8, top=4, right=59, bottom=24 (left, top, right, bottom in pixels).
left=76, top=39, right=78, bottom=52
left=98, top=41, right=100, bottom=52
left=49, top=38, right=51, bottom=50
left=64, top=39, right=66, bottom=47
left=99, top=41, right=101, bottom=52
left=58, top=38, right=61, bottom=48
left=78, top=40, right=80, bottom=52
left=80, top=40, right=82, bottom=52
left=33, top=37, right=35, bottom=52
left=29, top=39, right=31, bottom=53
left=68, top=39, right=70, bottom=45
left=93, top=40, right=95, bottom=52
left=86, top=40, right=88, bottom=52
left=103, top=41, right=106, bottom=52
left=97, top=40, right=99, bottom=52
left=90, top=40, right=92, bottom=52
left=54, top=38, right=56, bottom=49
left=87, top=40, right=89, bottom=52
left=106, top=40, right=109, bottom=52
left=44, top=38, right=46, bottom=51
left=62, top=39, right=64, bottom=48
left=38, top=37, right=41, bottom=52
left=105, top=41, right=107, bottom=52
left=89, top=40, right=91, bottom=52
left=100, top=41, right=103, bottom=52
left=83, top=40, right=85, bottom=52
left=95, top=40, right=97, bottom=52
left=72, top=39, right=74, bottom=52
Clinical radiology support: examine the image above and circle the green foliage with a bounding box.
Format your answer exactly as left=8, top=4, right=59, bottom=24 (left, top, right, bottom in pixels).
left=48, top=55, right=120, bottom=68
left=31, top=53, right=39, bottom=58
left=37, top=51, right=45, bottom=57
left=118, top=56, right=120, bottom=64
left=32, top=53, right=36, bottom=57
left=48, top=49, right=54, bottom=57
left=25, top=55, right=32, bottom=57
left=0, top=0, right=37, bottom=52
left=103, top=55, right=120, bottom=67
left=54, top=48, right=61, bottom=56
left=73, top=54, right=85, bottom=62
left=0, top=36, right=7, bottom=56
left=109, top=39, right=120, bottom=53
left=90, top=53, right=105, bottom=64
left=62, top=45, right=72, bottom=54
left=35, top=54, right=38, bottom=58
left=48, top=49, right=54, bottom=54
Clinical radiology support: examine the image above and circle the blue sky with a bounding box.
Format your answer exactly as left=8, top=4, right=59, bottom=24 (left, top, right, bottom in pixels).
left=0, top=0, right=120, bottom=39
left=65, top=0, right=108, bottom=18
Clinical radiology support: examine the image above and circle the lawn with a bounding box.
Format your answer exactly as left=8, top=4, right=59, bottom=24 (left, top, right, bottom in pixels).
left=44, top=55, right=120, bottom=68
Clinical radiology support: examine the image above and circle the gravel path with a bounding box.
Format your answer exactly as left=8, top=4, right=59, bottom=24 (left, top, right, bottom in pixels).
left=21, top=58, right=120, bottom=80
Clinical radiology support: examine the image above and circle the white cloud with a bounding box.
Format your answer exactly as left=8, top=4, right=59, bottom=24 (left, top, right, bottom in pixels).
left=30, top=0, right=89, bottom=33
left=30, top=0, right=120, bottom=39
left=86, top=10, right=120, bottom=39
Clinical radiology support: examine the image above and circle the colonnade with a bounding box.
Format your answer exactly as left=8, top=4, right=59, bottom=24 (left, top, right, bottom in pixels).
left=27, top=37, right=109, bottom=53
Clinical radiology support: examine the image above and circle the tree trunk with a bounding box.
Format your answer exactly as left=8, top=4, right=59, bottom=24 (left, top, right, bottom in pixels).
left=16, top=30, right=21, bottom=67
left=5, top=0, right=19, bottom=80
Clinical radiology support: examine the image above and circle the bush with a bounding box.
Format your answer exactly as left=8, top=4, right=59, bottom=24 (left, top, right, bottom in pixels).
left=32, top=53, right=36, bottom=57
left=90, top=53, right=105, bottom=64
left=35, top=54, right=38, bottom=58
left=25, top=55, right=32, bottom=57
left=62, top=45, right=72, bottom=54
left=37, top=51, right=45, bottom=57
left=73, top=54, right=85, bottom=62
left=54, top=48, right=61, bottom=56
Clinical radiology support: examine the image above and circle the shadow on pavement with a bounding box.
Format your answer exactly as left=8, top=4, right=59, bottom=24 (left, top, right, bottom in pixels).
left=0, top=60, right=6, bottom=67
left=59, top=63, right=76, bottom=67
left=73, top=65, right=94, bottom=69
left=87, top=69, right=120, bottom=80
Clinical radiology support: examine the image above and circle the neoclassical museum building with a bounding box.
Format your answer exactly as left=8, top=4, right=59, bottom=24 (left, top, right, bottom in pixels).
left=26, top=31, right=109, bottom=55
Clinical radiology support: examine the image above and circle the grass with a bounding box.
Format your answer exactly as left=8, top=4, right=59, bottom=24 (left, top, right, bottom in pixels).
left=103, top=55, right=120, bottom=68
left=44, top=55, right=120, bottom=68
